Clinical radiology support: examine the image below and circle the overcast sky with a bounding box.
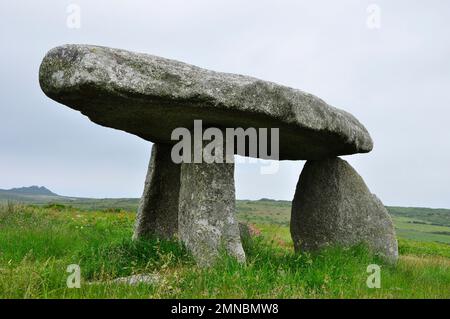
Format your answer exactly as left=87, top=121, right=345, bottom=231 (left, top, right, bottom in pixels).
left=1, top=0, right=449, bottom=208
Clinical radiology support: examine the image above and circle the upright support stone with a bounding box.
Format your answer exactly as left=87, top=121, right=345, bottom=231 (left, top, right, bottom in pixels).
left=133, top=143, right=180, bottom=240
left=290, top=158, right=398, bottom=263
left=178, top=160, right=245, bottom=266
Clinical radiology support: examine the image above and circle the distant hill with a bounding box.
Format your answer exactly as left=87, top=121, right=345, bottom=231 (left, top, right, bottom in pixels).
left=0, top=186, right=62, bottom=203
left=0, top=186, right=58, bottom=196
left=0, top=186, right=138, bottom=209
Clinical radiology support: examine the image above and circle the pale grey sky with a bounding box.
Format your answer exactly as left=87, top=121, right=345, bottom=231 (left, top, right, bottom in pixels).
left=1, top=0, right=449, bottom=208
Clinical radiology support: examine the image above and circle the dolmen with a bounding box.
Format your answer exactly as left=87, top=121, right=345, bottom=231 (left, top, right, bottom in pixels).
left=39, top=44, right=398, bottom=265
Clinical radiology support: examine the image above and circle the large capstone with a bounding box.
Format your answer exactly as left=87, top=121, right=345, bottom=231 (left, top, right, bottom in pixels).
left=133, top=143, right=180, bottom=240
left=178, top=158, right=245, bottom=266
left=290, top=158, right=398, bottom=263
left=39, top=44, right=373, bottom=160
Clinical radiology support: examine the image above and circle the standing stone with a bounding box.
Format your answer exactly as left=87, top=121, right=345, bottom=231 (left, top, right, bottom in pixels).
left=238, top=223, right=252, bottom=242
left=178, top=159, right=245, bottom=266
left=133, top=143, right=180, bottom=240
left=290, top=158, right=398, bottom=263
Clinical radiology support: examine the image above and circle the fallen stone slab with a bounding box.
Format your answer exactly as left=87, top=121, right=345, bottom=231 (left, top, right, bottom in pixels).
left=111, top=273, right=160, bottom=286
left=290, top=158, right=398, bottom=263
left=39, top=44, right=373, bottom=160
left=239, top=222, right=262, bottom=240
left=89, top=273, right=160, bottom=286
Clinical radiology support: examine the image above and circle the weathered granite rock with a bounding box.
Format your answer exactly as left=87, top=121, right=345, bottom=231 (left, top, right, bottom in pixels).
left=133, top=143, right=180, bottom=240
left=39, top=44, right=373, bottom=160
left=239, top=223, right=252, bottom=242
left=239, top=222, right=261, bottom=240
left=290, top=158, right=398, bottom=263
left=111, top=273, right=160, bottom=286
left=178, top=158, right=245, bottom=266
left=89, top=273, right=160, bottom=286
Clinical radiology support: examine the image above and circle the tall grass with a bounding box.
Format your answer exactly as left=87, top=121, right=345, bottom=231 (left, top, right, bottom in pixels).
left=0, top=203, right=449, bottom=298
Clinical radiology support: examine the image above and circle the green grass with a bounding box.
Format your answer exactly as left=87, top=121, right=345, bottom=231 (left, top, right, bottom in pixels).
left=0, top=202, right=449, bottom=298
left=388, top=206, right=450, bottom=227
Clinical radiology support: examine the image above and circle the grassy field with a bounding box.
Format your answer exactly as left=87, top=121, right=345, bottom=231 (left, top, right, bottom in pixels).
left=0, top=201, right=449, bottom=298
